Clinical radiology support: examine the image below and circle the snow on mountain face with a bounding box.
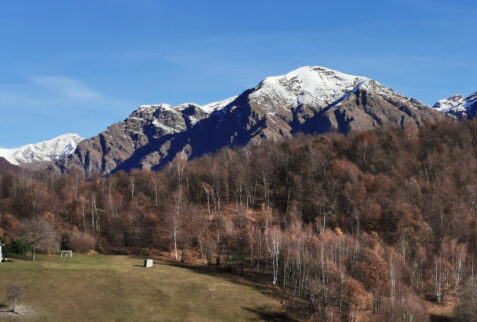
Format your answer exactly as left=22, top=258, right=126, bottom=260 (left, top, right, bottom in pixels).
left=250, top=66, right=369, bottom=111
left=139, top=95, right=238, bottom=115
left=139, top=66, right=369, bottom=117
left=130, top=96, right=238, bottom=136
left=0, top=134, right=84, bottom=165
left=433, top=95, right=467, bottom=112
left=247, top=66, right=426, bottom=115
left=197, top=96, right=238, bottom=113
left=433, top=92, right=477, bottom=119
left=132, top=66, right=413, bottom=131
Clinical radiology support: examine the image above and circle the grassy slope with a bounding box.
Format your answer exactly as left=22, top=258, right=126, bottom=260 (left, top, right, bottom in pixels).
left=0, top=255, right=283, bottom=321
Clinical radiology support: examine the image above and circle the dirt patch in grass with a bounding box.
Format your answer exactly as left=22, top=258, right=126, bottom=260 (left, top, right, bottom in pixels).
left=0, top=304, right=36, bottom=320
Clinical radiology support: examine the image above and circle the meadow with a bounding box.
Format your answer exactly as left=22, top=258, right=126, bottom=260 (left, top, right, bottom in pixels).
left=0, top=255, right=283, bottom=321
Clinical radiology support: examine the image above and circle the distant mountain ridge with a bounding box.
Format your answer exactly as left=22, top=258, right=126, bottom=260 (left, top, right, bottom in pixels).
left=433, top=92, right=477, bottom=119
left=58, top=66, right=443, bottom=176
left=0, top=134, right=84, bottom=165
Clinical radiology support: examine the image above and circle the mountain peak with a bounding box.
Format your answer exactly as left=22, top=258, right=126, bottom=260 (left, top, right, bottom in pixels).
left=0, top=134, right=84, bottom=165
left=433, top=92, right=477, bottom=118
left=261, top=66, right=369, bottom=88
left=251, top=66, right=369, bottom=112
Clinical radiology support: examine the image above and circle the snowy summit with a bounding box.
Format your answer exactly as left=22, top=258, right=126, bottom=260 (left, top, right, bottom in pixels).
left=0, top=134, right=84, bottom=165
left=433, top=92, right=477, bottom=119
left=250, top=66, right=370, bottom=110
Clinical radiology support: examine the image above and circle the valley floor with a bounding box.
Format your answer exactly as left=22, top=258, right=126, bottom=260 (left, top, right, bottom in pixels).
left=0, top=254, right=284, bottom=321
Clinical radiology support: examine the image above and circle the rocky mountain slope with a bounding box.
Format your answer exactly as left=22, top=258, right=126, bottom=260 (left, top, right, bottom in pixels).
left=0, top=134, right=84, bottom=165
left=433, top=92, right=477, bottom=119
left=58, top=66, right=443, bottom=176
left=0, top=157, right=22, bottom=173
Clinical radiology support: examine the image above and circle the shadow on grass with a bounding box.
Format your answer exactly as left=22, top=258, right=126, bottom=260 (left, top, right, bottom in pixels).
left=0, top=303, right=12, bottom=314
left=161, top=262, right=223, bottom=282
left=163, top=262, right=276, bottom=294
left=5, top=253, right=30, bottom=261
left=160, top=261, right=293, bottom=319
left=243, top=306, right=293, bottom=321
left=430, top=315, right=454, bottom=322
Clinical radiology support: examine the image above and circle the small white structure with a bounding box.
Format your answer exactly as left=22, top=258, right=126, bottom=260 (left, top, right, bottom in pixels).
left=0, top=242, right=4, bottom=262
left=60, top=250, right=73, bottom=258
left=144, top=259, right=154, bottom=268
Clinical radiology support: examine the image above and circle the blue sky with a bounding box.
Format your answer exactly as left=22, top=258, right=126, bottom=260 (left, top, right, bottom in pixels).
left=0, top=0, right=476, bottom=147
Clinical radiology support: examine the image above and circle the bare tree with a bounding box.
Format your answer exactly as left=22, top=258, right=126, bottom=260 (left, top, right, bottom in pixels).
left=433, top=256, right=449, bottom=304
left=389, top=257, right=397, bottom=318
left=172, top=161, right=185, bottom=261
left=266, top=225, right=283, bottom=285
left=19, top=217, right=58, bottom=261
left=129, top=176, right=135, bottom=200
left=150, top=173, right=160, bottom=206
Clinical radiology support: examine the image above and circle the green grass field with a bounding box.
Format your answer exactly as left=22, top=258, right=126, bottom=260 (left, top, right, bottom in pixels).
left=0, top=255, right=284, bottom=321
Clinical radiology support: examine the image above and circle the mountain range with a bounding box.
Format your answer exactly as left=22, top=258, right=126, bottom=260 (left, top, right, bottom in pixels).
left=57, top=66, right=443, bottom=176
left=1, top=66, right=473, bottom=176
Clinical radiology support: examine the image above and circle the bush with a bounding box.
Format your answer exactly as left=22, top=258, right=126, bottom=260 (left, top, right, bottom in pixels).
left=60, top=233, right=72, bottom=250
left=70, top=232, right=96, bottom=253
left=6, top=238, right=31, bottom=255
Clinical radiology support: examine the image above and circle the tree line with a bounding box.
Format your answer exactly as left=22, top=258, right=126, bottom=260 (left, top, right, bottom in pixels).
left=1, top=119, right=477, bottom=321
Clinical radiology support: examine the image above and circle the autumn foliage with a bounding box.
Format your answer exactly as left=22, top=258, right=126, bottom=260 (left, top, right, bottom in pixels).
left=1, top=119, right=477, bottom=320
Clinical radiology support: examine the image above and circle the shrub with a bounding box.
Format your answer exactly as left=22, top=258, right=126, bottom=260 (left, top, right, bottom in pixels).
left=6, top=238, right=31, bottom=255
left=70, top=231, right=96, bottom=253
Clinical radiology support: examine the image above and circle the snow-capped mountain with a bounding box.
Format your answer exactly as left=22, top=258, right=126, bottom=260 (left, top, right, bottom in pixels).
left=58, top=66, right=442, bottom=176
left=433, top=92, right=477, bottom=119
left=0, top=134, right=84, bottom=165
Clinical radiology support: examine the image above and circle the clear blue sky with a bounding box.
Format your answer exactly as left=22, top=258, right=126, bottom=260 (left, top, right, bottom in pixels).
left=0, top=0, right=475, bottom=147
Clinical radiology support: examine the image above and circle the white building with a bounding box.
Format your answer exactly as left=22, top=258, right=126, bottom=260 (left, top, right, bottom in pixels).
left=0, top=242, right=5, bottom=262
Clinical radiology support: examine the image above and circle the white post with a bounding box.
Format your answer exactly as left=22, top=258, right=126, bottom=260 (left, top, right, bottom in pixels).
left=144, top=259, right=154, bottom=268
left=0, top=244, right=3, bottom=262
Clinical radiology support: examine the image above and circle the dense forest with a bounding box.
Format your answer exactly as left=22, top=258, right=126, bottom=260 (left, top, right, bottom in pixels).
left=1, top=119, right=477, bottom=321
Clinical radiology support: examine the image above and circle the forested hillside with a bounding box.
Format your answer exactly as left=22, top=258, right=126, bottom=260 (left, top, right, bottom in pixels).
left=1, top=119, right=477, bottom=321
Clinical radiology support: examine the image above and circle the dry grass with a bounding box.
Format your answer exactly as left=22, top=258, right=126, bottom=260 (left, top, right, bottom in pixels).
left=0, top=255, right=284, bottom=321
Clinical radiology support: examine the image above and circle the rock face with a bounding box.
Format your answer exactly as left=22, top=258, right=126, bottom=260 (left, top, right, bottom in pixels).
left=58, top=66, right=443, bottom=176
left=0, top=134, right=84, bottom=165
left=433, top=92, right=477, bottom=119
left=0, top=157, right=21, bottom=173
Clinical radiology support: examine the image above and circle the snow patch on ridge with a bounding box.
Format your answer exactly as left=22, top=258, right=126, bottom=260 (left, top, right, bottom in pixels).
left=138, top=96, right=238, bottom=115
left=152, top=119, right=184, bottom=134
left=199, top=96, right=238, bottom=113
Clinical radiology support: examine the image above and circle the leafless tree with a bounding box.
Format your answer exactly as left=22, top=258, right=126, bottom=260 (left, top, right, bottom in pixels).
left=266, top=225, right=283, bottom=285
left=19, top=217, right=58, bottom=261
